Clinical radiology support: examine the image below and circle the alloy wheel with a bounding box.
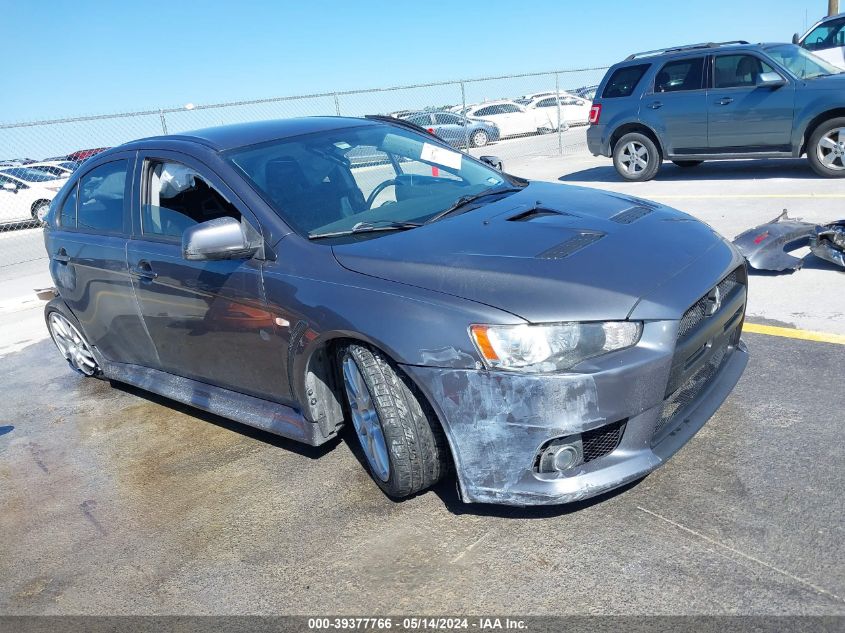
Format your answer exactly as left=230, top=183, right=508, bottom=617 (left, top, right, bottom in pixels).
left=342, top=356, right=390, bottom=481
left=817, top=128, right=845, bottom=171
left=48, top=312, right=99, bottom=376
left=620, top=141, right=649, bottom=175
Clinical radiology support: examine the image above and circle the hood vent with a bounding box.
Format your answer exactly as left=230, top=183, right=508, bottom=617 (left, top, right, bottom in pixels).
left=611, top=206, right=654, bottom=224
left=538, top=231, right=605, bottom=260
left=507, top=207, right=574, bottom=222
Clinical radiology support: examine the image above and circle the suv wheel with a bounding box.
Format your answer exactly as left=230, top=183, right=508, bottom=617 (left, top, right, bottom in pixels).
left=339, top=343, right=448, bottom=499
left=808, top=118, right=845, bottom=178
left=470, top=129, right=489, bottom=147
left=613, top=133, right=661, bottom=181
left=672, top=160, right=703, bottom=168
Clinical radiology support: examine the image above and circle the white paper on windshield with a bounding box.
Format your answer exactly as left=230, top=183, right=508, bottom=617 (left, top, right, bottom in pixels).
left=420, top=142, right=462, bottom=170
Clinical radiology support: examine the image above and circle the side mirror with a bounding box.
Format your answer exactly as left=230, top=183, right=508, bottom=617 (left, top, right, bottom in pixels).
left=792, top=33, right=800, bottom=45
left=479, top=155, right=504, bottom=171
left=2, top=182, right=16, bottom=192
left=758, top=72, right=787, bottom=88
left=182, top=216, right=262, bottom=261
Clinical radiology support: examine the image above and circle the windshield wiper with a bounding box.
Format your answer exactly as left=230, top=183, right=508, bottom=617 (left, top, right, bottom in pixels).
left=424, top=187, right=523, bottom=225
left=308, top=220, right=423, bottom=240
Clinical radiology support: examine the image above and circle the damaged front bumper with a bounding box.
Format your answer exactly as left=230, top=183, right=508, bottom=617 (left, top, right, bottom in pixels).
left=403, top=269, right=748, bottom=506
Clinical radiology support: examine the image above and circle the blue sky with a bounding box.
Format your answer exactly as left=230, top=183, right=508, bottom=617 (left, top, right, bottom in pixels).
left=0, top=0, right=827, bottom=123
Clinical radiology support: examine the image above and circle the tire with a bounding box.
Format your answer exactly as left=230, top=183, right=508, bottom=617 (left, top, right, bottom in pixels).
left=45, top=301, right=102, bottom=378
left=807, top=117, right=845, bottom=178
left=613, top=132, right=662, bottom=181
left=339, top=343, right=448, bottom=499
left=672, top=160, right=703, bottom=168
left=31, top=200, right=50, bottom=224
left=470, top=129, right=489, bottom=148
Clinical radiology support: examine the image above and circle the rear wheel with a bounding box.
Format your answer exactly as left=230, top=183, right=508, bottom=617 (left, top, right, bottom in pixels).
left=339, top=343, right=447, bottom=498
left=31, top=200, right=50, bottom=224
left=46, top=307, right=101, bottom=377
left=807, top=117, right=845, bottom=178
left=672, top=160, right=703, bottom=168
left=470, top=129, right=489, bottom=147
left=613, top=132, right=661, bottom=181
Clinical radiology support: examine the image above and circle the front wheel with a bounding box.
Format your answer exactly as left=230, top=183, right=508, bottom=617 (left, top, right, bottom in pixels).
left=807, top=117, right=845, bottom=178
left=339, top=343, right=448, bottom=499
left=613, top=132, right=662, bottom=181
left=672, top=160, right=703, bottom=168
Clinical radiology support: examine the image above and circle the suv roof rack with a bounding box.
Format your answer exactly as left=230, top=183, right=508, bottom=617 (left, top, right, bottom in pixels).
left=624, top=41, right=749, bottom=61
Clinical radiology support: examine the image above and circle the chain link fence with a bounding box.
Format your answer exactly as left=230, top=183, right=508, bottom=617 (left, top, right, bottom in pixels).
left=0, top=66, right=607, bottom=273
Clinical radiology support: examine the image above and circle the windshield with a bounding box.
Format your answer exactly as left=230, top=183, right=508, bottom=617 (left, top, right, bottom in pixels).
left=227, top=124, right=514, bottom=238
left=764, top=44, right=840, bottom=79
left=0, top=167, right=59, bottom=182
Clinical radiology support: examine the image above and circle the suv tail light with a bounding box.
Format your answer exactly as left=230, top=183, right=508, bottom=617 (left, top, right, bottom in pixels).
left=588, top=104, right=602, bottom=125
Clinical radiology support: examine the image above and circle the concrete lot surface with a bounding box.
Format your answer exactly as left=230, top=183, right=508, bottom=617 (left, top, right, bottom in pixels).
left=1, top=144, right=844, bottom=616
left=1, top=332, right=843, bottom=614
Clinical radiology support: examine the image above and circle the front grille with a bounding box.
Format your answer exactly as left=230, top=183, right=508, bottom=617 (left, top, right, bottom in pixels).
left=677, top=268, right=743, bottom=338
left=656, top=344, right=727, bottom=436
left=583, top=419, right=626, bottom=462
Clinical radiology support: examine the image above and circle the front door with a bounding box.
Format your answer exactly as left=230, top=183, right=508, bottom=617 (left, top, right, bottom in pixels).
left=707, top=53, right=796, bottom=151
left=639, top=56, right=708, bottom=154
left=126, top=152, right=291, bottom=404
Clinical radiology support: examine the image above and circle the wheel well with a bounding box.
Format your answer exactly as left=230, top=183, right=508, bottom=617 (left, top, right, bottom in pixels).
left=609, top=123, right=664, bottom=158
left=302, top=337, right=453, bottom=465
left=31, top=199, right=50, bottom=213
left=801, top=109, right=845, bottom=155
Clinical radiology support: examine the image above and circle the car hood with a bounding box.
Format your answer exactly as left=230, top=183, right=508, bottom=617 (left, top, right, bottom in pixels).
left=802, top=72, right=845, bottom=89
left=331, top=182, right=730, bottom=322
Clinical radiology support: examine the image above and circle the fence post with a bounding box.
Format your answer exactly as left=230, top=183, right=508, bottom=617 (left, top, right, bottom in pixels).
left=460, top=81, right=469, bottom=150
left=333, top=93, right=341, bottom=116
left=159, top=109, right=168, bottom=135
left=555, top=73, right=562, bottom=156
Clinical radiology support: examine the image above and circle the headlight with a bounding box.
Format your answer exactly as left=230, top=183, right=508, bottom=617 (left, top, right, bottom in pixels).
left=469, top=322, right=642, bottom=373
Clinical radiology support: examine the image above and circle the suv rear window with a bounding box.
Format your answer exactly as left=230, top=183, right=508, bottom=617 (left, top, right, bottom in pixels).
left=602, top=64, right=650, bottom=98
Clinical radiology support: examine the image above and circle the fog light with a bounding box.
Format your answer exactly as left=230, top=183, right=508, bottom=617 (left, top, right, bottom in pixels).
left=537, top=436, right=584, bottom=473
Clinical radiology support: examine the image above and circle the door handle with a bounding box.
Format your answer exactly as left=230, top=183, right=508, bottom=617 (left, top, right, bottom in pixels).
left=130, top=261, right=158, bottom=281
left=648, top=101, right=663, bottom=109
left=54, top=248, right=70, bottom=264
left=717, top=97, right=734, bottom=105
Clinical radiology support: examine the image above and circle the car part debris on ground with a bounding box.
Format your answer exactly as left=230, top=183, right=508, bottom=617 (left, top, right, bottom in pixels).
left=733, top=210, right=845, bottom=272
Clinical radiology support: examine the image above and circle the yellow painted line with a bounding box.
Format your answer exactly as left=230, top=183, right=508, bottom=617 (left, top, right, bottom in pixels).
left=744, top=322, right=845, bottom=345
left=650, top=194, right=845, bottom=200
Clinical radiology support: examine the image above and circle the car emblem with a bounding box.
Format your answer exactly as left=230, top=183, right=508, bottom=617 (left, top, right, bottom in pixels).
left=704, top=285, right=722, bottom=316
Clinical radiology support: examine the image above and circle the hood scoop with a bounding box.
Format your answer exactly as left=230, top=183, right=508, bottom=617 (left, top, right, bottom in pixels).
left=611, top=205, right=654, bottom=224
left=507, top=206, right=575, bottom=222
left=537, top=231, right=605, bottom=260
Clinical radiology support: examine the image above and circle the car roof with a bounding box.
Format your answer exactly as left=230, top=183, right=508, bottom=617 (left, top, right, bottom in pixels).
left=468, top=100, right=520, bottom=108
left=123, top=116, right=381, bottom=152
left=619, top=40, right=762, bottom=64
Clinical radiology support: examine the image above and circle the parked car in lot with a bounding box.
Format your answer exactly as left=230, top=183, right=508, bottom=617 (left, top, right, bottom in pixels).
left=462, top=100, right=555, bottom=138
left=25, top=161, right=75, bottom=180
left=572, top=85, right=600, bottom=101
left=521, top=92, right=590, bottom=126
left=0, top=169, right=63, bottom=224
left=43, top=116, right=747, bottom=506
left=401, top=111, right=500, bottom=147
left=794, top=12, right=845, bottom=69
left=587, top=41, right=845, bottom=181
left=65, top=147, right=110, bottom=162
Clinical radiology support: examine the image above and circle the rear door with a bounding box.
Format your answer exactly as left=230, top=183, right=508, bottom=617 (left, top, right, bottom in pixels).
left=46, top=152, right=158, bottom=367
left=639, top=56, right=708, bottom=154
left=126, top=151, right=291, bottom=403
left=707, top=53, right=796, bottom=151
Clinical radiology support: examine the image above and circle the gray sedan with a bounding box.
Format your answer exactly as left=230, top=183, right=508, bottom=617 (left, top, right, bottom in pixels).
left=402, top=111, right=500, bottom=147
left=43, top=116, right=747, bottom=506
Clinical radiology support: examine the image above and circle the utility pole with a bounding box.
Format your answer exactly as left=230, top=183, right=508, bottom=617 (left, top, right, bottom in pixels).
left=830, top=0, right=840, bottom=16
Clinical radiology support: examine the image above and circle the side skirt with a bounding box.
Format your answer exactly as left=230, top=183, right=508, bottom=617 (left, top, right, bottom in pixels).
left=99, top=359, right=329, bottom=446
